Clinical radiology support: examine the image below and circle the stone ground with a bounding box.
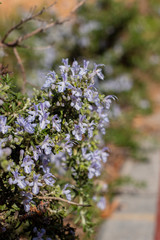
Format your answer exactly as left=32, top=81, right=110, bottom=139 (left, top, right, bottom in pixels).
left=97, top=140, right=160, bottom=240
left=97, top=80, right=160, bottom=240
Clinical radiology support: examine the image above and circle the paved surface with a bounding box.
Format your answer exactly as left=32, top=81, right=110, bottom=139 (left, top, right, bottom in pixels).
left=97, top=140, right=160, bottom=240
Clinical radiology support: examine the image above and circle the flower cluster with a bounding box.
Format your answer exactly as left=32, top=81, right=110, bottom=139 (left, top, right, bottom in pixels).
left=0, top=59, right=114, bottom=238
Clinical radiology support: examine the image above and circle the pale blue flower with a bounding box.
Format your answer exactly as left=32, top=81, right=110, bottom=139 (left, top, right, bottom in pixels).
left=97, top=197, right=106, bottom=210
left=39, top=112, right=50, bottom=129
left=103, top=95, right=117, bottom=109
left=71, top=87, right=82, bottom=98
left=27, top=103, right=38, bottom=122
left=41, top=135, right=53, bottom=155
left=21, top=155, right=34, bottom=174
left=72, top=125, right=83, bottom=141
left=0, top=116, right=10, bottom=134
left=31, top=146, right=42, bottom=161
left=9, top=169, right=26, bottom=189
left=37, top=102, right=50, bottom=129
left=59, top=58, right=70, bottom=73
left=88, top=161, right=101, bottom=179
left=63, top=140, right=74, bottom=156
left=43, top=172, right=55, bottom=186
left=63, top=184, right=72, bottom=201
left=21, top=191, right=33, bottom=212
left=42, top=71, right=56, bottom=89
left=79, top=60, right=90, bottom=76
left=100, top=147, right=109, bottom=163
left=16, top=116, right=36, bottom=134
left=94, top=63, right=104, bottom=80
left=33, top=227, right=46, bottom=240
left=72, top=115, right=87, bottom=141
left=71, top=60, right=80, bottom=78
left=52, top=115, right=61, bottom=132
left=30, top=174, right=42, bottom=195
left=57, top=72, right=72, bottom=92
left=87, top=121, right=95, bottom=138
left=71, top=96, right=82, bottom=110
left=40, top=154, right=50, bottom=173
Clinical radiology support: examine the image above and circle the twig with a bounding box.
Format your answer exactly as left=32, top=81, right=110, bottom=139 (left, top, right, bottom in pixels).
left=1, top=1, right=57, bottom=43
left=35, top=195, right=91, bottom=207
left=4, top=0, right=86, bottom=47
left=71, top=0, right=86, bottom=13
left=13, top=47, right=26, bottom=94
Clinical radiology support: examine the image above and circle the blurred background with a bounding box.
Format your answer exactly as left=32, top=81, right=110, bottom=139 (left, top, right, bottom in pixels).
left=0, top=0, right=160, bottom=239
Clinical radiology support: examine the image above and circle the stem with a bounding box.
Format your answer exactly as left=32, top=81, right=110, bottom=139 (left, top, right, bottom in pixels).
left=34, top=195, right=91, bottom=207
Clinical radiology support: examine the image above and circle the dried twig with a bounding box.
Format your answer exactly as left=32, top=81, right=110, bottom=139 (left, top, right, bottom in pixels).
left=35, top=195, right=91, bottom=207
left=1, top=2, right=57, bottom=43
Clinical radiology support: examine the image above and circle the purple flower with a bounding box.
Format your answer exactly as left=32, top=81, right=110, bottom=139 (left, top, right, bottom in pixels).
left=71, top=96, right=82, bottom=110
left=27, top=104, right=38, bottom=122
left=71, top=60, right=80, bottom=78
left=62, top=140, right=74, bottom=156
left=39, top=112, right=50, bottom=129
left=37, top=102, right=50, bottom=130
left=57, top=72, right=72, bottom=92
left=72, top=115, right=87, bottom=141
left=99, top=147, right=109, bottom=163
left=97, top=197, right=106, bottom=210
left=21, top=191, right=33, bottom=212
left=39, top=101, right=50, bottom=110
left=0, top=116, right=10, bottom=134
left=84, top=87, right=95, bottom=102
left=63, top=184, right=72, bottom=201
left=72, top=125, right=83, bottom=141
left=71, top=87, right=82, bottom=98
left=40, top=154, right=50, bottom=173
left=59, top=58, right=70, bottom=73
left=33, top=227, right=46, bottom=240
left=99, top=111, right=109, bottom=124
left=43, top=172, right=55, bottom=186
left=82, top=147, right=92, bottom=161
left=79, top=60, right=90, bottom=76
left=94, top=63, right=104, bottom=80
left=42, top=71, right=56, bottom=89
left=103, top=95, right=116, bottom=109
left=41, top=135, right=53, bottom=155
left=88, top=161, right=101, bottom=179
left=9, top=169, right=26, bottom=189
left=30, top=174, right=43, bottom=195
left=16, top=116, right=36, bottom=134
left=84, top=86, right=100, bottom=106
left=21, top=155, right=34, bottom=174
left=83, top=59, right=90, bottom=70
left=87, top=121, right=95, bottom=138
left=31, top=146, right=42, bottom=161
left=52, top=115, right=61, bottom=132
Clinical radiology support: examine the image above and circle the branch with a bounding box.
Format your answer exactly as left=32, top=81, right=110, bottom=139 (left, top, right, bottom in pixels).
left=8, top=21, right=59, bottom=47
left=35, top=195, right=91, bottom=207
left=1, top=1, right=57, bottom=43
left=13, top=47, right=26, bottom=94
left=4, top=0, right=86, bottom=47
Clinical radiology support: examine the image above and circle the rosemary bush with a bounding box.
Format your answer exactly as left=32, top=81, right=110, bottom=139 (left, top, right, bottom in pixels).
left=0, top=59, right=114, bottom=239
